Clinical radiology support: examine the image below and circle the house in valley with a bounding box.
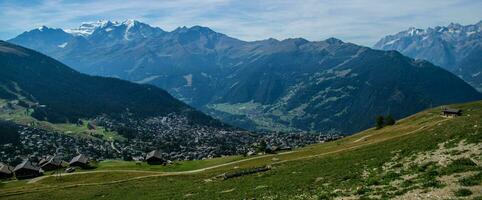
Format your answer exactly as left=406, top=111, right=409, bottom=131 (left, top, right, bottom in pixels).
left=40, top=155, right=63, bottom=171
left=69, top=154, right=90, bottom=168
left=13, top=160, right=42, bottom=179
left=87, top=122, right=96, bottom=130
left=146, top=150, right=166, bottom=165
left=442, top=108, right=462, bottom=117
left=0, top=162, right=13, bottom=179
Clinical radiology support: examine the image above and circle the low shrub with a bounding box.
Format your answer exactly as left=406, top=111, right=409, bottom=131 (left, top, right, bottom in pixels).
left=454, top=188, right=472, bottom=197
left=459, top=172, right=482, bottom=186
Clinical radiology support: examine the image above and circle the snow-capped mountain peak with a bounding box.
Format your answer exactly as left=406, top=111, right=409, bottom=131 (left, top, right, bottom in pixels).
left=407, top=27, right=426, bottom=36
left=373, top=20, right=482, bottom=91
left=375, top=21, right=481, bottom=50
left=66, top=20, right=103, bottom=36
left=64, top=19, right=161, bottom=40
left=122, top=19, right=137, bottom=26
left=37, top=26, right=49, bottom=31
left=65, top=20, right=119, bottom=36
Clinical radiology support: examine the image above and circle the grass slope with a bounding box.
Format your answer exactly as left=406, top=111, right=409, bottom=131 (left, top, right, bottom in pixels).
left=0, top=101, right=125, bottom=141
left=1, top=100, right=481, bottom=199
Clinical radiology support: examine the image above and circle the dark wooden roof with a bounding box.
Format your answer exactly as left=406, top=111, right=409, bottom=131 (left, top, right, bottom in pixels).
left=41, top=155, right=62, bottom=167
left=69, top=154, right=88, bottom=165
left=0, top=162, right=13, bottom=174
left=38, top=157, right=48, bottom=166
left=443, top=108, right=461, bottom=114
left=146, top=150, right=163, bottom=160
left=13, top=160, right=40, bottom=172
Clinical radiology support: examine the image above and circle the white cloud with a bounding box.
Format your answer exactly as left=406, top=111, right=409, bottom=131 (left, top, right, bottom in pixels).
left=1, top=0, right=481, bottom=46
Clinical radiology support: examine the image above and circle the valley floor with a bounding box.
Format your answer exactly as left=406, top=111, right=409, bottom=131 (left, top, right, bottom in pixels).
left=1, top=101, right=481, bottom=200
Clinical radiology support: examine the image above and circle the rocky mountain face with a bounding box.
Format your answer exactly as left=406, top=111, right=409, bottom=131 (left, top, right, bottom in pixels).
left=9, top=20, right=482, bottom=134
left=374, top=20, right=482, bottom=91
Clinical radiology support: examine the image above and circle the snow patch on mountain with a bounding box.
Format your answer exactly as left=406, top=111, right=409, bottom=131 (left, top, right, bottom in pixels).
left=135, top=75, right=161, bottom=84
left=65, top=20, right=112, bottom=36
left=183, top=74, right=193, bottom=87
left=384, top=38, right=399, bottom=45
left=124, top=20, right=136, bottom=40
left=57, top=42, right=68, bottom=48
left=38, top=26, right=47, bottom=31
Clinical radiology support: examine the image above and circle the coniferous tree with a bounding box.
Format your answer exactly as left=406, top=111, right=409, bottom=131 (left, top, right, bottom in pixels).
left=385, top=115, right=396, bottom=126
left=376, top=116, right=384, bottom=129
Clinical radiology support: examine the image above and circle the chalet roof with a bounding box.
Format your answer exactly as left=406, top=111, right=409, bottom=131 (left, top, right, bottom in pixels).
left=69, top=154, right=88, bottom=165
left=38, top=158, right=48, bottom=166
left=443, top=108, right=461, bottom=113
left=13, top=160, right=40, bottom=172
left=0, top=162, right=13, bottom=174
left=39, top=155, right=56, bottom=165
left=146, top=150, right=163, bottom=160
left=41, top=155, right=62, bottom=167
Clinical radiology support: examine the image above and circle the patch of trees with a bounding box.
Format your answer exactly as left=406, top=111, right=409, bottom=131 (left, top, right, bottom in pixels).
left=116, top=126, right=138, bottom=139
left=375, top=115, right=396, bottom=129
left=0, top=120, right=21, bottom=145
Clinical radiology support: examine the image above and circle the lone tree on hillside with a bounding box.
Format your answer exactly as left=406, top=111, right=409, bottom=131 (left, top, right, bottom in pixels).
left=375, top=115, right=397, bottom=130
left=376, top=116, right=384, bottom=129
left=385, top=115, right=396, bottom=126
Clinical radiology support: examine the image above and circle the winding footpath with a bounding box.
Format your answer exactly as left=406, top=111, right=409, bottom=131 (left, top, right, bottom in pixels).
left=27, top=150, right=295, bottom=184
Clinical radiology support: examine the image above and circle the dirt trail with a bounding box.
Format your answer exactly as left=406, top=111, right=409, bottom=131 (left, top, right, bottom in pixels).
left=274, top=124, right=432, bottom=165
left=352, top=134, right=371, bottom=143
left=350, top=118, right=444, bottom=144
left=27, top=151, right=295, bottom=184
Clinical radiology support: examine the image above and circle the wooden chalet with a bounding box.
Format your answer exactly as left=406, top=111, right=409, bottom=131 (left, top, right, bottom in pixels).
left=40, top=155, right=63, bottom=171
left=69, top=154, right=90, bottom=168
left=442, top=108, right=462, bottom=117
left=146, top=150, right=166, bottom=165
left=0, top=162, right=14, bottom=179
left=87, top=122, right=96, bottom=130
left=13, top=160, right=42, bottom=179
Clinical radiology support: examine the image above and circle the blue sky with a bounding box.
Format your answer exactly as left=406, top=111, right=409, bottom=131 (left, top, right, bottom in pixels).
left=1, top=0, right=481, bottom=46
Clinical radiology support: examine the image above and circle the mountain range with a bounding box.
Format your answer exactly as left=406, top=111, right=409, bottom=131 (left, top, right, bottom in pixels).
left=374, top=20, right=482, bottom=91
left=0, top=40, right=222, bottom=126
left=9, top=20, right=482, bottom=134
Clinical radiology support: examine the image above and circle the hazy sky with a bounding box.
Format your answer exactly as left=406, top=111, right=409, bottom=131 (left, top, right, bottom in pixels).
left=1, top=0, right=481, bottom=46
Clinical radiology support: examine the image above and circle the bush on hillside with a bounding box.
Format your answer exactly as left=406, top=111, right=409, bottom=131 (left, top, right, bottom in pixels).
left=376, top=115, right=397, bottom=129
left=385, top=115, right=396, bottom=126
left=376, top=116, right=384, bottom=129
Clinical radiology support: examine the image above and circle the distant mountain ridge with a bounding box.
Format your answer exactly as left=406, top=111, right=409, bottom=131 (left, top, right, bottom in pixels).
left=9, top=20, right=482, bottom=134
left=374, top=20, right=482, bottom=91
